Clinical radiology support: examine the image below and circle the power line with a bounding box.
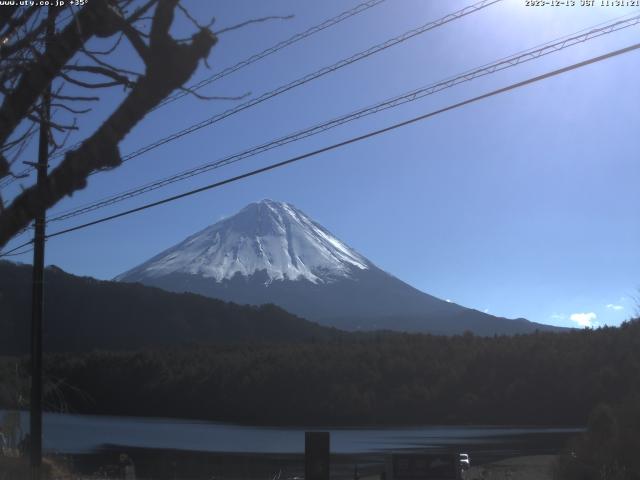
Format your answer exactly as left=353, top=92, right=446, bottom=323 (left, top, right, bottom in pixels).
left=2, top=0, right=502, bottom=204
left=32, top=0, right=499, bottom=183
left=30, top=41, right=640, bottom=245
left=158, top=0, right=388, bottom=109
left=0, top=239, right=33, bottom=257
left=45, top=12, right=640, bottom=224
left=3, top=40, right=638, bottom=255
left=109, top=0, right=501, bottom=167
left=0, top=246, right=33, bottom=257
left=0, top=0, right=388, bottom=190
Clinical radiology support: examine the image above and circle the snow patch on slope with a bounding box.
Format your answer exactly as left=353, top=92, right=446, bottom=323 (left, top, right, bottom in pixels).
left=116, top=200, right=369, bottom=284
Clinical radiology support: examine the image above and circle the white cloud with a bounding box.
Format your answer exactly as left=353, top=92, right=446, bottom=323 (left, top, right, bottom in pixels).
left=550, top=313, right=566, bottom=321
left=570, top=312, right=597, bottom=328
left=606, top=304, right=624, bottom=311
left=445, top=299, right=452, bottom=303
left=483, top=308, right=489, bottom=313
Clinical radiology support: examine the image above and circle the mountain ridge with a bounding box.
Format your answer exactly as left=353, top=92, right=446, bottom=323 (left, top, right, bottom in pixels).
left=116, top=199, right=566, bottom=335
left=0, top=260, right=342, bottom=355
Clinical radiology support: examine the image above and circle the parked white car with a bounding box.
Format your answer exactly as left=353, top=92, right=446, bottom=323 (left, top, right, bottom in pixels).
left=459, top=454, right=470, bottom=471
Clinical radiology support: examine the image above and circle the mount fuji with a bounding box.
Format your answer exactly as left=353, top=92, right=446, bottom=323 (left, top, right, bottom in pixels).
left=116, top=200, right=562, bottom=335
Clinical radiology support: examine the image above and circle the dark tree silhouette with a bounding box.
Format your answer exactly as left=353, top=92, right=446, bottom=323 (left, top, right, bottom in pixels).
left=0, top=0, right=218, bottom=248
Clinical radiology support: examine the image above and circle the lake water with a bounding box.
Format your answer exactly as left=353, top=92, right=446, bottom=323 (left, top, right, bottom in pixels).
left=3, top=411, right=582, bottom=457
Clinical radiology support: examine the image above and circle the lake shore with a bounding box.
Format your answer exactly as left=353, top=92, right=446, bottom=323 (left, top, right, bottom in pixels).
left=60, top=448, right=560, bottom=480
left=2, top=449, right=562, bottom=479
left=66, top=449, right=382, bottom=480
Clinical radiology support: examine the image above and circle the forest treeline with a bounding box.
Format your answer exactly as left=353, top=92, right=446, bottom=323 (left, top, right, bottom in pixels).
left=1, top=319, right=639, bottom=427
left=0, top=261, right=341, bottom=355
left=557, top=395, right=640, bottom=479
left=0, top=262, right=562, bottom=355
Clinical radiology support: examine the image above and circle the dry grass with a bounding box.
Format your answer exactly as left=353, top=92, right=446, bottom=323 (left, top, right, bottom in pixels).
left=0, top=456, right=73, bottom=480
left=464, top=455, right=557, bottom=480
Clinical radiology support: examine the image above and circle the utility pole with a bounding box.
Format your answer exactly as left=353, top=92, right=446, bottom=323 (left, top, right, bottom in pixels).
left=29, top=7, right=53, bottom=480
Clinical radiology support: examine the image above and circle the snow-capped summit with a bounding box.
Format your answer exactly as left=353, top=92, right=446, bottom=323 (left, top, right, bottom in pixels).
left=117, top=200, right=564, bottom=335
left=116, top=199, right=369, bottom=285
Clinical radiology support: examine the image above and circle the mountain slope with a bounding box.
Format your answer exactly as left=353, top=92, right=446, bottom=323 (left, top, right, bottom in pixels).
left=117, top=200, right=564, bottom=335
left=116, top=199, right=370, bottom=285
left=0, top=261, right=341, bottom=355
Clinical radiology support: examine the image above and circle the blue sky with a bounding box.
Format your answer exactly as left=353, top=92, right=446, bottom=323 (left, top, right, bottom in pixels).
left=3, top=0, right=639, bottom=328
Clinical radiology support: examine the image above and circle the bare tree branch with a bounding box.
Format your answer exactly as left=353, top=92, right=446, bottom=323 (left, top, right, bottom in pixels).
left=177, top=3, right=215, bottom=31
left=50, top=103, right=93, bottom=115
left=120, top=22, right=150, bottom=62
left=81, top=46, right=142, bottom=77
left=51, top=93, right=100, bottom=102
left=0, top=10, right=55, bottom=61
left=62, top=64, right=134, bottom=87
left=1, top=121, right=37, bottom=154
left=216, top=15, right=294, bottom=35
left=27, top=113, right=78, bottom=133
left=127, top=0, right=159, bottom=24
left=0, top=6, right=20, bottom=34
left=7, top=127, right=37, bottom=166
left=0, top=0, right=217, bottom=248
left=49, top=118, right=78, bottom=153
left=81, top=31, right=124, bottom=56
left=0, top=0, right=122, bottom=150
left=59, top=71, right=126, bottom=89
left=0, top=6, right=35, bottom=42
left=177, top=86, right=250, bottom=102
